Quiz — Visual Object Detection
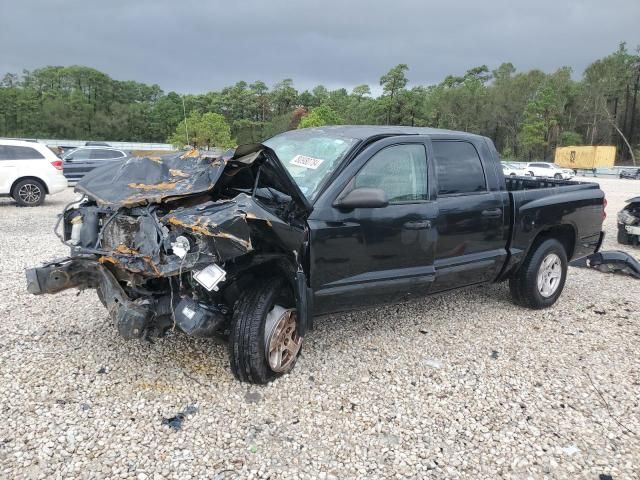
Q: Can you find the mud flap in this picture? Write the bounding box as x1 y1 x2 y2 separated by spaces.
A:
569 250 640 279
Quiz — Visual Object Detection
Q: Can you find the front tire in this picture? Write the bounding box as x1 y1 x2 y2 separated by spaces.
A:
229 277 302 384
509 238 567 309
554 173 562 180
13 179 46 207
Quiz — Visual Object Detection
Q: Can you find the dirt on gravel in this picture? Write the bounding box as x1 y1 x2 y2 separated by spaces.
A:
0 176 638 479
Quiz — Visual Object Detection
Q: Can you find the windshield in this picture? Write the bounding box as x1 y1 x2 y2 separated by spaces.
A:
263 129 359 200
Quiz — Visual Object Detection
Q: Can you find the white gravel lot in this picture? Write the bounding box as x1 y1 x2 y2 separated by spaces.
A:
0 177 639 479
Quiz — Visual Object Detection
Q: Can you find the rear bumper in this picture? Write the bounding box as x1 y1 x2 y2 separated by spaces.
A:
47 174 68 194
26 258 152 339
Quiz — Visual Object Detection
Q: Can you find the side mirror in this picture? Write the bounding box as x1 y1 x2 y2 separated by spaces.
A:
333 187 389 209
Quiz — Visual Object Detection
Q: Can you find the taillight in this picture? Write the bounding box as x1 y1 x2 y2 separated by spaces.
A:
51 160 63 170
603 197 607 220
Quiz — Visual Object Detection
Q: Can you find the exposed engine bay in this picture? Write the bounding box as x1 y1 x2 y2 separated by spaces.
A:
617 196 640 246
26 145 312 341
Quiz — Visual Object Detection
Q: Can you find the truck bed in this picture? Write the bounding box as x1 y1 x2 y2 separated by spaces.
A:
505 176 599 192
498 175 605 280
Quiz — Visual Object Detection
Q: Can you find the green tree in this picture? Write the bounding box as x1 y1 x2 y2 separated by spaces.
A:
168 111 234 149
298 104 342 128
380 64 409 124
520 85 563 159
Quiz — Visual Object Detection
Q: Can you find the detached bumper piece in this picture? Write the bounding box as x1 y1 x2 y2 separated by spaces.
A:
26 258 227 340
570 250 640 279
26 258 153 339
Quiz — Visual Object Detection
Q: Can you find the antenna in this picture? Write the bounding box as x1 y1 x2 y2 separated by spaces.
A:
181 95 190 146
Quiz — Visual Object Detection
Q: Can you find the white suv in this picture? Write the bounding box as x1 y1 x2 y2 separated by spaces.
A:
525 162 575 180
0 139 68 206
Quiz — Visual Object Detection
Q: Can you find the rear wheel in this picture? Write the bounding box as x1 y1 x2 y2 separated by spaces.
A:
617 225 632 245
13 179 46 207
229 277 302 383
509 238 567 309
528 171 535 177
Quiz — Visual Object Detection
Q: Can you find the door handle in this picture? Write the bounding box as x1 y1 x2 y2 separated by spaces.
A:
481 208 502 217
403 220 432 230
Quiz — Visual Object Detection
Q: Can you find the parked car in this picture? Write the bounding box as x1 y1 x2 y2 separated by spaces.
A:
26 126 606 383
0 139 68 206
617 196 640 246
55 145 79 157
525 162 575 179
62 146 128 182
501 162 530 176
619 168 640 180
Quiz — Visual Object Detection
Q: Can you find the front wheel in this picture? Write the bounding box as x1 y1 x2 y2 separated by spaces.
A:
554 173 563 179
509 238 568 309
13 179 46 207
229 277 302 383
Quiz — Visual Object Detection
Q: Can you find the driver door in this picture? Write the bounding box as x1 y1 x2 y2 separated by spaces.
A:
308 138 437 314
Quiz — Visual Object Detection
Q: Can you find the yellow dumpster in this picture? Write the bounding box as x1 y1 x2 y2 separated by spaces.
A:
554 146 616 170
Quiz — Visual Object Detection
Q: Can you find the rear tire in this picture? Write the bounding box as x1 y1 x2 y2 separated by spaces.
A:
12 179 46 207
229 277 302 384
509 238 567 309
617 226 632 245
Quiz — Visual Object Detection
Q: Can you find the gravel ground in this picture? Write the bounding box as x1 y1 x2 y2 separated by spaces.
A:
0 177 639 479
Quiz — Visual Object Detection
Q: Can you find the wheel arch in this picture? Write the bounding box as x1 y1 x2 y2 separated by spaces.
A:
10 176 50 195
531 224 576 259
223 255 297 307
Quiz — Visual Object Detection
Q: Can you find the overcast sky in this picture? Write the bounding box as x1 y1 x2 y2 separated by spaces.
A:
1 0 639 95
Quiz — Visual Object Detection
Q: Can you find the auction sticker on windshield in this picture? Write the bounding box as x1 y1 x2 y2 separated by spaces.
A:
290 154 324 169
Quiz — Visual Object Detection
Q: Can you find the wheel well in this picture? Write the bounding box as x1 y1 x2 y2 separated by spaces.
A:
223 258 295 308
535 225 576 259
10 176 49 195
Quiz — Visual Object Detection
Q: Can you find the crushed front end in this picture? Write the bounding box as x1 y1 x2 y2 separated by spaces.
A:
26 146 310 341
617 196 640 246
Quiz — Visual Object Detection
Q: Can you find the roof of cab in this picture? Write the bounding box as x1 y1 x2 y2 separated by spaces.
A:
292 125 485 141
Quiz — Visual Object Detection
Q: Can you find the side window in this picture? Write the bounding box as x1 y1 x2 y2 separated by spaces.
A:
354 144 428 203
0 146 7 161
90 149 109 159
432 141 486 195
5 146 45 160
107 150 126 159
66 149 90 160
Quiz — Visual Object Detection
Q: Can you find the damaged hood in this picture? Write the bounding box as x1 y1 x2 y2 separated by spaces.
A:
75 149 226 207
74 144 311 212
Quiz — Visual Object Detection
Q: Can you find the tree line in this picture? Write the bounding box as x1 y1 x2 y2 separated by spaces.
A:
1 43 638 163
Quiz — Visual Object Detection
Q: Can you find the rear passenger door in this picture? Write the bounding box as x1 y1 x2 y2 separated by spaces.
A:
430 139 508 291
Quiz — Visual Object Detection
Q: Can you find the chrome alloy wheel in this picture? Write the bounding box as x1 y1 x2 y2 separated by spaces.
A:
264 305 302 372
537 253 562 297
18 183 42 205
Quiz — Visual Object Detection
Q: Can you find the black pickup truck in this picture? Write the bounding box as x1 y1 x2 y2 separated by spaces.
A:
26 126 606 383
